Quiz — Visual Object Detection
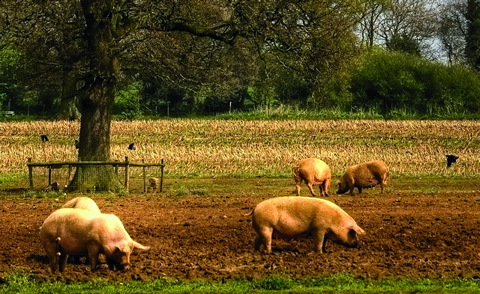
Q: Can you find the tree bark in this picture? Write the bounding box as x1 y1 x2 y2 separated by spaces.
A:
67 0 124 192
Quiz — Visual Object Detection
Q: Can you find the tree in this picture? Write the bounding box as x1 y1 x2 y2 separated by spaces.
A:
0 0 363 191
355 0 438 57
465 0 480 70
438 0 468 65
357 0 390 48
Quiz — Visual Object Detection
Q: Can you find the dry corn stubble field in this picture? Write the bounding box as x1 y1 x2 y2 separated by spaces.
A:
1 120 480 282
1 119 480 178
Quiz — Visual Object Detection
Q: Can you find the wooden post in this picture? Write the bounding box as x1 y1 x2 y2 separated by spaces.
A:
124 157 130 192
142 159 146 193
67 165 72 185
48 166 52 186
28 158 33 189
114 160 119 175
160 159 164 192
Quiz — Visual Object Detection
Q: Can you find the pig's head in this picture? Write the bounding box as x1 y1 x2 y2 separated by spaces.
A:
105 240 149 271
336 176 350 194
330 226 366 248
105 242 132 271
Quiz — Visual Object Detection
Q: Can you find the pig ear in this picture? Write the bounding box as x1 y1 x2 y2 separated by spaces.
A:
132 240 150 251
115 243 130 253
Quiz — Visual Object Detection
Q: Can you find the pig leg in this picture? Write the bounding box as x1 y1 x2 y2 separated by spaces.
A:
87 245 101 271
313 229 327 253
380 174 387 193
349 187 355 196
58 250 68 272
322 178 330 197
43 241 60 273
257 227 274 253
306 182 317 197
295 184 301 196
294 175 302 196
254 236 263 251
318 185 324 197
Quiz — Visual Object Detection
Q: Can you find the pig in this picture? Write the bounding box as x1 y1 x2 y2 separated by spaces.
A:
249 196 365 253
61 197 101 264
39 208 150 273
62 196 101 214
293 158 331 197
337 160 389 196
148 177 160 193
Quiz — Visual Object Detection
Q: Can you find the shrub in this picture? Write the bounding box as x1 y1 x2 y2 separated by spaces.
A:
349 50 480 117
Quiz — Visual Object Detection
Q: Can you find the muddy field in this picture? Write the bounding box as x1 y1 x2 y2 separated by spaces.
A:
1 179 480 283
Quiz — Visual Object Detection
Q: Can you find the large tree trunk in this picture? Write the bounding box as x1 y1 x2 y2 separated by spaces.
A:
67 77 124 192
67 0 124 192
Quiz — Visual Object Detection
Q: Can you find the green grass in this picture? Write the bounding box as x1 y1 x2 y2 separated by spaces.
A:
2 271 480 293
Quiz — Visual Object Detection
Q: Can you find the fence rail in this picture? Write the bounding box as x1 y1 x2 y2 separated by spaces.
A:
27 157 164 193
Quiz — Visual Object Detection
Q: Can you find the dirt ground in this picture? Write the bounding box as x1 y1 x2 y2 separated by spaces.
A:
2 179 480 283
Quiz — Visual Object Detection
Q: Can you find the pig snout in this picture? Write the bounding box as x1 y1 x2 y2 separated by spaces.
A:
108 256 130 271
342 239 359 248
343 228 365 248
337 182 349 194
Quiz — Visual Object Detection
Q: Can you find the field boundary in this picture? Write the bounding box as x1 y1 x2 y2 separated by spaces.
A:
27 157 165 193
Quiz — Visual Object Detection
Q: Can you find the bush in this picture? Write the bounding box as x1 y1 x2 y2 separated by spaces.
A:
113 82 142 119
349 50 480 117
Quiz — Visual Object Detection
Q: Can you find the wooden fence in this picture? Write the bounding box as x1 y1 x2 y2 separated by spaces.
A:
27 157 164 193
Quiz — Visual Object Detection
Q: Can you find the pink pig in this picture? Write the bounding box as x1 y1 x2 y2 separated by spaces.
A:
40 208 149 273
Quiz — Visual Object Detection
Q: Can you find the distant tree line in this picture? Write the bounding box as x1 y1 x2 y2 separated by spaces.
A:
0 0 480 119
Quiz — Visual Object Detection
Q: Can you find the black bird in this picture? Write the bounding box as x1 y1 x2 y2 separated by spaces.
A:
74 139 79 149
128 143 136 150
40 135 49 142
446 155 458 167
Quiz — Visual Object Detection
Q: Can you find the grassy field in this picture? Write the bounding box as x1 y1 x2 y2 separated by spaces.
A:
3 271 480 293
1 119 480 179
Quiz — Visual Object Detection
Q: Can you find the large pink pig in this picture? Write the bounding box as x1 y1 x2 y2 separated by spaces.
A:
249 196 365 253
40 208 149 273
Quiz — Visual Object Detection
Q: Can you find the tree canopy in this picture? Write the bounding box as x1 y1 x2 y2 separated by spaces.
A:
0 0 363 190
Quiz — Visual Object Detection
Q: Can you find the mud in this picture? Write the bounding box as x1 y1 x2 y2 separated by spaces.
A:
1 189 480 282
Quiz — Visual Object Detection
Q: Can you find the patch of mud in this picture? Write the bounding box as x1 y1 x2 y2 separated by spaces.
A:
1 192 480 281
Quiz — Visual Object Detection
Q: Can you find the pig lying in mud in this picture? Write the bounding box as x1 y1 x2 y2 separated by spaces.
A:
248 196 365 253
293 158 331 197
62 196 101 213
337 160 389 196
40 208 150 273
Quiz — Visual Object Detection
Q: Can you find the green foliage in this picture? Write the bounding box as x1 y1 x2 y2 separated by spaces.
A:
24 190 65 199
114 82 142 119
349 50 480 117
274 72 312 106
253 275 295 291
3 271 480 293
387 34 422 56
0 48 24 111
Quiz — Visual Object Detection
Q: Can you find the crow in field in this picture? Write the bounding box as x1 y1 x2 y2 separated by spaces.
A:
41 134 49 142
128 143 136 150
446 155 458 167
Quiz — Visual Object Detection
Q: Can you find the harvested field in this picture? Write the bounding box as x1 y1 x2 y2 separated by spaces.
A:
1 178 480 282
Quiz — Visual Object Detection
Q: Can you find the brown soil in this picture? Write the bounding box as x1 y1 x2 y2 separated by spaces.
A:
1 184 480 282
